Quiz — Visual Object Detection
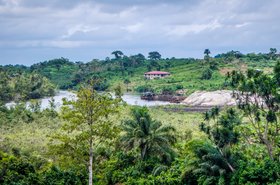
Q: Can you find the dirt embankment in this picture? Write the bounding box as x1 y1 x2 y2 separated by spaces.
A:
182 90 236 107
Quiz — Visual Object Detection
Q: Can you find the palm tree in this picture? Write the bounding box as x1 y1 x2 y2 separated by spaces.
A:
121 107 176 161
193 143 231 184
204 49 211 56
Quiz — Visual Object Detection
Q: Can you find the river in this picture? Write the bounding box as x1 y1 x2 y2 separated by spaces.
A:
6 90 173 109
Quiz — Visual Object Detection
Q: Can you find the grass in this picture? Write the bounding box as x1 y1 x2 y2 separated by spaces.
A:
106 59 276 94
34 58 277 95
107 61 226 93
0 105 204 157
0 115 63 156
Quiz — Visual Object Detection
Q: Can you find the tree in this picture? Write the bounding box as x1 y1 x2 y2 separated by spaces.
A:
204 49 211 56
123 78 131 92
150 60 161 71
269 48 277 60
147 64 152 71
226 64 280 161
148 51 161 60
111 51 125 75
121 107 176 162
136 53 146 62
111 50 124 59
201 68 213 80
204 49 211 63
164 61 171 69
200 108 241 172
183 108 241 184
57 85 121 185
129 53 145 67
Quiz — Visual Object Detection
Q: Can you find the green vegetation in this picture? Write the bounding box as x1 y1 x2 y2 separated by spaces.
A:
1 50 280 184
121 107 176 161
0 70 55 102
1 49 278 95
30 58 78 89
52 86 121 185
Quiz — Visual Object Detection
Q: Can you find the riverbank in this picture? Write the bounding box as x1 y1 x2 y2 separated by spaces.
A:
5 91 175 110
5 90 238 112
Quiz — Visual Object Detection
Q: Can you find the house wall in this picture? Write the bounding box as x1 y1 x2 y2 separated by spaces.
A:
144 74 170 79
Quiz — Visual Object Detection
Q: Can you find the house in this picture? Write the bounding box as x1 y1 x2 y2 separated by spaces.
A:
144 71 170 79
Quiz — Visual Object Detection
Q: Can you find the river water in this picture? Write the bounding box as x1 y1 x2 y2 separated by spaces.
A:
6 90 172 109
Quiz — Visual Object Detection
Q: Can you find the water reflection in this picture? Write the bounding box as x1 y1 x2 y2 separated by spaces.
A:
6 91 172 109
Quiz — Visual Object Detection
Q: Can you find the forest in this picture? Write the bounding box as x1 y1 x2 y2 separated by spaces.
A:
1 49 280 185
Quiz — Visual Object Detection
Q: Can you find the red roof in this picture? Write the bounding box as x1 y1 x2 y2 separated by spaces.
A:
145 71 170 75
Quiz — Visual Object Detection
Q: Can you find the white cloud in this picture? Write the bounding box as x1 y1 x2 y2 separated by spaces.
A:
1 0 280 65
0 40 92 48
121 23 143 33
234 22 250 28
167 20 222 36
61 25 100 39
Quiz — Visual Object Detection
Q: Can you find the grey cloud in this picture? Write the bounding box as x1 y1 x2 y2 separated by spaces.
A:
0 0 280 65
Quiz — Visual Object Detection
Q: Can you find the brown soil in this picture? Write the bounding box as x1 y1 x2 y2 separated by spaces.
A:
219 64 248 76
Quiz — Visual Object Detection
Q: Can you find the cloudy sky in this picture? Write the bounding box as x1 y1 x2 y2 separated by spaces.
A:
0 0 279 65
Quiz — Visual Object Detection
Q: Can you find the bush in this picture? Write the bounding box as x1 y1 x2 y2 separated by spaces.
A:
135 85 154 93
0 151 86 185
175 84 184 90
161 86 175 95
209 61 219 70
231 158 280 185
201 68 213 80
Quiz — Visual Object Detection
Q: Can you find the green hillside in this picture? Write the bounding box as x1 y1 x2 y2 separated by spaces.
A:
26 51 278 95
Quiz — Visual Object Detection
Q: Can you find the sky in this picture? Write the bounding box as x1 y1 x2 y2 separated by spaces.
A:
0 0 280 65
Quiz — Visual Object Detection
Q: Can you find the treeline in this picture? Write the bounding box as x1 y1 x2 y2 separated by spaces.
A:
21 53 197 91
1 48 279 96
215 48 279 62
0 70 55 103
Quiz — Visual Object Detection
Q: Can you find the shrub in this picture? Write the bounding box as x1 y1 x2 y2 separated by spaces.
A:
201 68 213 80
135 85 154 93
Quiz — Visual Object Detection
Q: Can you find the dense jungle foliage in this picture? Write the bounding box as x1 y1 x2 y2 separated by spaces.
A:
0 70 55 102
1 49 280 184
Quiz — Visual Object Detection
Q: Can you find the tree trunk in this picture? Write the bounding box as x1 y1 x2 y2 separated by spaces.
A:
262 138 274 161
225 160 235 172
89 138 93 185
218 148 235 172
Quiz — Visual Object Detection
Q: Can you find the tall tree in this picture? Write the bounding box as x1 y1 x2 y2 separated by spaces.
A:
269 48 277 60
204 49 211 56
111 51 125 75
148 51 161 60
57 85 121 185
111 50 124 59
204 49 211 63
